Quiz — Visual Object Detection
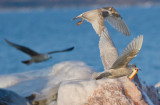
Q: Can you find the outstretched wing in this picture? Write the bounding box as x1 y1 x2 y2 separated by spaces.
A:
99 28 119 70
48 46 74 54
102 7 130 36
111 35 143 69
5 39 39 56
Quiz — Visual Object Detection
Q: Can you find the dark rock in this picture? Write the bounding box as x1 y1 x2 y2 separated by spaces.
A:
0 88 30 105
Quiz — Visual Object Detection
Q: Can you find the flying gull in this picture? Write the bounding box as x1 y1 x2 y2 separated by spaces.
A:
73 7 130 70
5 39 74 65
73 7 130 37
95 35 143 79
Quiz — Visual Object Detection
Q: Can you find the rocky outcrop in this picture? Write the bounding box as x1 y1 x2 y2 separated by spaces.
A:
85 76 159 105
0 88 30 105
57 75 159 105
0 61 159 105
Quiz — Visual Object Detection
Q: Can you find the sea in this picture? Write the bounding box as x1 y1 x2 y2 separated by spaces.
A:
0 6 160 85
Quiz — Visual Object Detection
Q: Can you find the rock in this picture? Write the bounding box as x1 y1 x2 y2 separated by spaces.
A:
86 76 159 105
0 61 159 105
0 88 30 105
155 82 160 102
137 78 159 105
57 76 159 105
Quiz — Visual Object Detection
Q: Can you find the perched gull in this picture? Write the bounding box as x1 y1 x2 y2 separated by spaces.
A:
5 39 74 65
73 7 130 69
95 35 143 80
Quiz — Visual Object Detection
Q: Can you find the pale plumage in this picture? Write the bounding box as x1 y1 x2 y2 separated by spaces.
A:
73 7 130 70
73 7 130 37
111 35 143 69
5 39 74 65
95 35 143 80
99 28 119 69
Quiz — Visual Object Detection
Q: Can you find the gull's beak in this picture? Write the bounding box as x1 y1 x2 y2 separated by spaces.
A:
72 14 83 20
72 14 84 26
72 16 79 20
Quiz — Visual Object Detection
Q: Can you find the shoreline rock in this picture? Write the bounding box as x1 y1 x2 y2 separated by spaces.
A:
58 76 159 105
0 61 159 105
0 88 30 105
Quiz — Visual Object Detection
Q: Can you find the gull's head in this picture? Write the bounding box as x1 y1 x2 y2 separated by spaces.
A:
72 9 99 25
128 64 141 79
44 54 52 59
100 7 121 18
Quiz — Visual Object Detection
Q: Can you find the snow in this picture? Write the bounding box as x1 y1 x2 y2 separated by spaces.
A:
0 61 94 99
57 79 107 105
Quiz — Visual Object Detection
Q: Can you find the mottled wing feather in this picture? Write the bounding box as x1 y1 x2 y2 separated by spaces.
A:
103 12 130 36
111 35 143 69
99 28 119 70
48 46 74 54
5 39 39 56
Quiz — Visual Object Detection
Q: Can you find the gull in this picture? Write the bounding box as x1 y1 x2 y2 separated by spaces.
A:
73 7 130 69
5 39 74 65
73 7 130 37
95 35 143 80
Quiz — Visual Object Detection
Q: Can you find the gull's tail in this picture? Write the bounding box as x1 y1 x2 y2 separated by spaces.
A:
95 72 111 80
21 60 32 65
92 71 111 80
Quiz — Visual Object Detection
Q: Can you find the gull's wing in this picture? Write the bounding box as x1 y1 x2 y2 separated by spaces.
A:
111 35 143 69
5 39 39 56
99 28 119 70
102 7 130 36
48 46 74 54
95 71 111 80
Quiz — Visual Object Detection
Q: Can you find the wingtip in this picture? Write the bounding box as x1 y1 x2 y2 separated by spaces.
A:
132 35 143 50
125 32 131 36
4 38 11 45
4 38 8 42
137 35 143 41
139 35 143 39
122 25 131 36
70 46 75 50
65 46 75 51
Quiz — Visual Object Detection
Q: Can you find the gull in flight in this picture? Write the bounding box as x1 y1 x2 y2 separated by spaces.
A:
5 39 74 65
73 7 130 70
95 35 143 80
73 7 130 37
